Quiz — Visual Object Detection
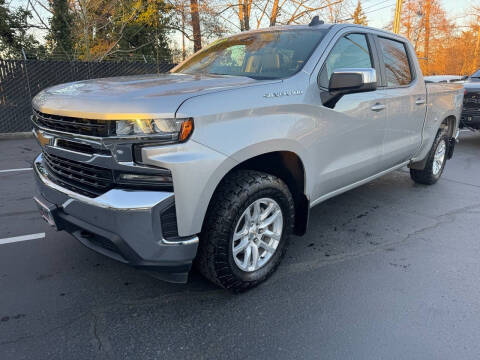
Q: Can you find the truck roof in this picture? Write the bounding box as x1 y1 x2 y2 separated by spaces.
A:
237 22 409 44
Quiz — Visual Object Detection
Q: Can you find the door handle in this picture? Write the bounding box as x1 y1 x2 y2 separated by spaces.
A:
371 103 386 112
415 98 426 105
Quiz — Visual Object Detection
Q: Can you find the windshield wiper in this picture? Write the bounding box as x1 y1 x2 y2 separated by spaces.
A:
208 72 268 80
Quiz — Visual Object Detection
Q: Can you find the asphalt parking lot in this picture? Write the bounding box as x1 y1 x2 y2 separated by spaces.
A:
1 132 480 359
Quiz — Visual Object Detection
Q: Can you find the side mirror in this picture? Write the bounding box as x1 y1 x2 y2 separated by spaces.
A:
322 68 377 108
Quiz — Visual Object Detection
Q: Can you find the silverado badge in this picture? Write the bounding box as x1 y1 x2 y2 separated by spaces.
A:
263 90 304 98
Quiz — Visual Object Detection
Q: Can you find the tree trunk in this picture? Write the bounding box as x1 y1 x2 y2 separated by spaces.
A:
79 0 90 60
181 2 186 60
190 0 202 52
238 0 251 31
474 19 480 71
244 14 250 30
245 0 251 30
270 0 279 26
405 5 411 40
238 0 244 30
424 0 431 74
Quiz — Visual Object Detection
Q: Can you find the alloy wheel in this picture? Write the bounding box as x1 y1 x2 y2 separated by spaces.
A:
232 198 283 272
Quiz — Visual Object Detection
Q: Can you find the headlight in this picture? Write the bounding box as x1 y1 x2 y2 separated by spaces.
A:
115 118 194 142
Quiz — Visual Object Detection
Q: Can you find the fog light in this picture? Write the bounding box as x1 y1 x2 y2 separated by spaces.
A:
117 173 172 185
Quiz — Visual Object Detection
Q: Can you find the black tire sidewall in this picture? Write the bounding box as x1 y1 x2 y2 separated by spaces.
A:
428 131 448 181
410 128 449 185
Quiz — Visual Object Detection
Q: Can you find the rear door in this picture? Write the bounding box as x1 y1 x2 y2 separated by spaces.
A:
374 36 426 167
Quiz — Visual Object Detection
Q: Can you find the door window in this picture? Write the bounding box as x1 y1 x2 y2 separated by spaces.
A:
378 37 412 87
319 33 373 88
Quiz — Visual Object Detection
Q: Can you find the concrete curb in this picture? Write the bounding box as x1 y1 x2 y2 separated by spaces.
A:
0 132 33 140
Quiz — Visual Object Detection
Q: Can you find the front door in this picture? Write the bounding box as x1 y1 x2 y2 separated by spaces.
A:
310 32 387 201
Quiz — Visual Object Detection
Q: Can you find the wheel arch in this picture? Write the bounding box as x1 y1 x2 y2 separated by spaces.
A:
409 114 456 170
204 150 310 236
441 115 456 137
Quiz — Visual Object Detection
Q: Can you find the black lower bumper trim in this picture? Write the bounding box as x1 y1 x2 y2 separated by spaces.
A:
59 211 193 273
37 196 193 282
460 115 480 129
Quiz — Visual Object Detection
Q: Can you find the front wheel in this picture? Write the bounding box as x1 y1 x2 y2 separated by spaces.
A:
196 170 295 292
410 129 448 185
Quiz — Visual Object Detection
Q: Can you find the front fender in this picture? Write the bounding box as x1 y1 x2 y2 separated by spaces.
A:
142 138 309 237
177 83 317 197
142 140 238 237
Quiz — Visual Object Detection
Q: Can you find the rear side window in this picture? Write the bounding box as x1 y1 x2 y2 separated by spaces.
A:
319 33 372 88
378 37 412 87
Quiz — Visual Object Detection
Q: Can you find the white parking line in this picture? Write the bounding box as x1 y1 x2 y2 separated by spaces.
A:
0 168 33 173
0 233 45 245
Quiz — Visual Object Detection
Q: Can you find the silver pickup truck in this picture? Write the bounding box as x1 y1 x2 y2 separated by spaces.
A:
32 23 463 291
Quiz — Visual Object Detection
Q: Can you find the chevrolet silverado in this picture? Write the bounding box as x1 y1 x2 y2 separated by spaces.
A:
32 22 464 291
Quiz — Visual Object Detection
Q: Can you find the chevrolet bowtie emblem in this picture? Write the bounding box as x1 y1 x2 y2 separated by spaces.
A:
34 129 53 148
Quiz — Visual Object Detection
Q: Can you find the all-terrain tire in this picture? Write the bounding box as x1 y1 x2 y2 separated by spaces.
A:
410 128 449 185
196 170 295 292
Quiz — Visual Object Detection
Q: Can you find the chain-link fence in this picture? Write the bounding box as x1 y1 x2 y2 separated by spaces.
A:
0 59 175 134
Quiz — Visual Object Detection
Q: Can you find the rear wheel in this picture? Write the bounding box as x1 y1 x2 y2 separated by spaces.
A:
410 129 448 185
196 170 294 292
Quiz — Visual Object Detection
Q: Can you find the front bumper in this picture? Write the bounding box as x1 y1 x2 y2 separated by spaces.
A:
33 153 199 283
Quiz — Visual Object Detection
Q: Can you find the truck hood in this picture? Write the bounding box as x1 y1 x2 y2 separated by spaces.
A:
464 80 480 92
32 73 273 120
463 80 480 110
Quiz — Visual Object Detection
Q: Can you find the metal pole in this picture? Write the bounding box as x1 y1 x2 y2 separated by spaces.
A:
21 48 32 101
393 0 403 34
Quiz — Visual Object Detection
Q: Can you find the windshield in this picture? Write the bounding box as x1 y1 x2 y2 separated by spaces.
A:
172 29 328 80
470 70 480 79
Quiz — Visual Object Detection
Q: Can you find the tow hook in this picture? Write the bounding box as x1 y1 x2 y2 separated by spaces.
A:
446 137 456 159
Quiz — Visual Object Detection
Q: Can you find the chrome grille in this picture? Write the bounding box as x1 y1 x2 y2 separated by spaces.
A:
463 92 480 111
42 151 114 197
33 109 115 137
